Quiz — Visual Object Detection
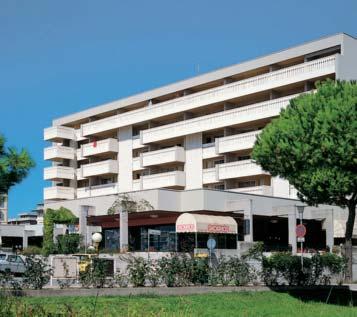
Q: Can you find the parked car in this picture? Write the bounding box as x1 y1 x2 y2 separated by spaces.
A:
0 254 27 275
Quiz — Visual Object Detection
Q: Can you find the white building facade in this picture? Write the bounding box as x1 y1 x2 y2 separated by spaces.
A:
43 34 357 253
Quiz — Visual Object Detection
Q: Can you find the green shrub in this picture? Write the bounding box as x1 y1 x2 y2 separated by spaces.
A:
79 259 108 288
23 256 52 290
21 246 43 256
56 234 81 254
127 257 148 287
261 252 346 286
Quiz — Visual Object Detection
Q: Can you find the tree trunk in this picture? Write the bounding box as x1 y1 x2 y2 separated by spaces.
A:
344 202 356 283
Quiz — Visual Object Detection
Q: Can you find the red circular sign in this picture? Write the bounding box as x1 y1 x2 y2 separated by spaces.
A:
296 224 307 238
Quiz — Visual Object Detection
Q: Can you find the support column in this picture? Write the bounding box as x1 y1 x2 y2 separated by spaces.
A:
184 133 203 189
244 200 254 242
288 211 297 254
22 231 29 249
118 126 133 193
119 207 128 253
79 205 90 247
324 210 334 252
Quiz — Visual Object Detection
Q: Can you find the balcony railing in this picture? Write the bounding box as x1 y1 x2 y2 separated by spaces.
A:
229 185 272 195
81 55 336 136
218 159 269 180
77 183 119 198
75 129 87 142
202 168 218 184
141 171 185 190
76 149 86 161
202 143 218 159
142 146 185 167
76 168 85 180
132 157 144 171
44 166 75 181
132 135 146 149
81 138 118 157
216 130 261 154
44 146 75 161
44 126 75 142
132 179 141 191
44 186 75 200
82 159 118 177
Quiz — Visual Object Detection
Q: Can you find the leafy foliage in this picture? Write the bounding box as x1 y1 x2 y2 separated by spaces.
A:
23 256 52 290
0 134 35 194
126 256 149 287
252 80 356 209
79 259 108 288
107 193 153 214
43 207 77 255
56 233 81 254
261 252 346 286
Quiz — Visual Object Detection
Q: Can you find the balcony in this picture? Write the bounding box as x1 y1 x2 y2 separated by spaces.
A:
44 166 75 181
132 157 144 171
44 186 75 200
142 171 185 190
216 130 261 154
44 126 75 142
218 159 269 180
203 168 218 184
132 135 146 149
229 185 272 195
81 138 118 157
142 146 185 167
141 94 297 144
76 149 86 161
132 179 141 191
82 159 118 177
75 129 87 142
76 168 85 180
77 183 119 198
82 55 336 136
44 146 75 161
202 143 218 159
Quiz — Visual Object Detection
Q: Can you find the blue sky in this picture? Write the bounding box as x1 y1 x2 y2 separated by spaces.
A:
1 0 356 218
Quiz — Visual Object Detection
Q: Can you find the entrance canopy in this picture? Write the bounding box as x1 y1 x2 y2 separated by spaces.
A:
176 213 237 234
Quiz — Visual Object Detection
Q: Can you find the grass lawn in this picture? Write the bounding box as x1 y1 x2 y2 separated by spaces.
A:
8 291 356 317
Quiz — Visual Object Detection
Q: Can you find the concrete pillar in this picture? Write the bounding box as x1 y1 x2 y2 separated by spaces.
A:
323 210 334 252
244 200 254 242
184 133 203 189
120 207 128 253
288 211 297 254
22 231 29 249
79 205 90 247
118 126 133 193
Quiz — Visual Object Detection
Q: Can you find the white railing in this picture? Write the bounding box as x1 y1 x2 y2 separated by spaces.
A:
132 135 146 149
44 186 75 200
230 185 272 195
202 168 218 184
75 129 87 142
44 126 75 141
76 149 86 161
82 55 336 136
77 183 119 198
142 146 185 167
81 138 118 157
141 94 298 143
44 146 75 161
82 159 118 177
218 159 269 180
142 171 185 190
76 168 85 180
43 166 75 180
216 130 261 154
202 143 218 159
132 179 141 191
132 157 143 171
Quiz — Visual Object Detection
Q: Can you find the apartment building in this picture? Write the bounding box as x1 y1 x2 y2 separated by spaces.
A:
43 33 357 253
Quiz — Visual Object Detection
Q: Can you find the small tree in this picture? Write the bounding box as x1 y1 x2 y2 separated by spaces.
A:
0 134 35 200
43 207 77 255
252 80 357 281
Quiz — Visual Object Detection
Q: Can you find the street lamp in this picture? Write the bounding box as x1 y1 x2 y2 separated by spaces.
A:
92 232 102 254
296 205 305 269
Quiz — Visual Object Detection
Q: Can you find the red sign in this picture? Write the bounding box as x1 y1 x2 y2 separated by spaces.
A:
208 224 231 233
177 224 195 231
296 224 307 238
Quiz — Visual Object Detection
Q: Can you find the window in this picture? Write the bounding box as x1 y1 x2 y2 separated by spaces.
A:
238 180 256 188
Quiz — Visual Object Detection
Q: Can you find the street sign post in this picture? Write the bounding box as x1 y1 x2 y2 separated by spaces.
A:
296 223 307 269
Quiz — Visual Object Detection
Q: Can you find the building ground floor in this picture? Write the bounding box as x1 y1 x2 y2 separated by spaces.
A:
44 188 356 255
